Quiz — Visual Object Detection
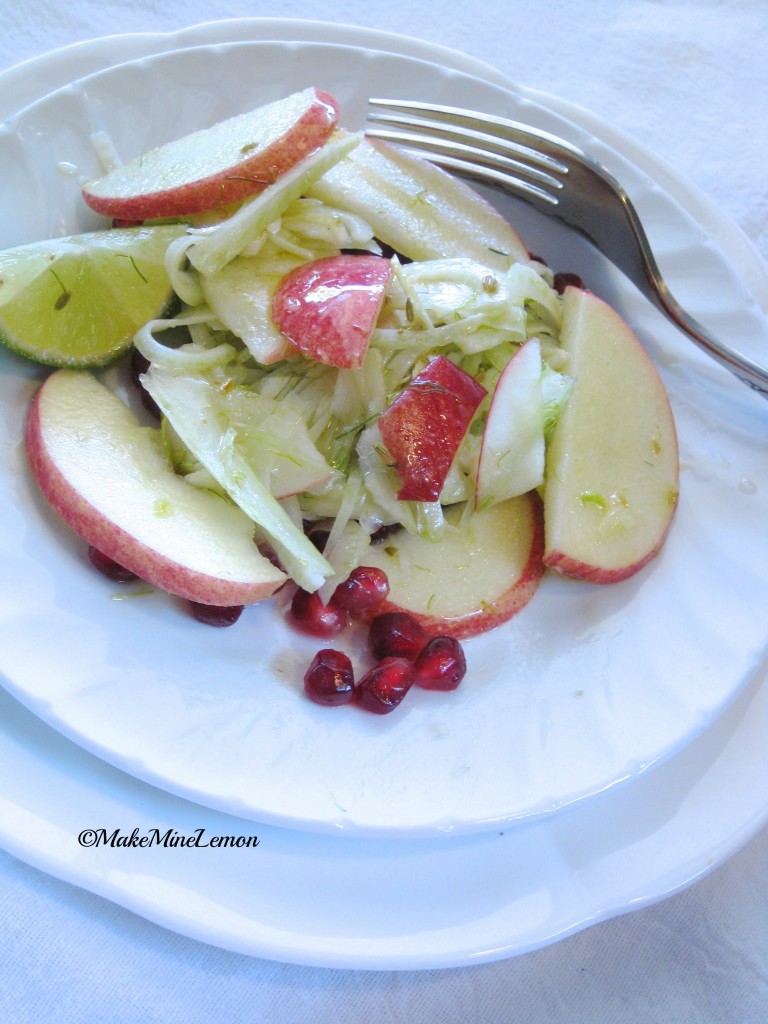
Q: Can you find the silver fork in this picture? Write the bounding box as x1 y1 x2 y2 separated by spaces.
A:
367 98 768 398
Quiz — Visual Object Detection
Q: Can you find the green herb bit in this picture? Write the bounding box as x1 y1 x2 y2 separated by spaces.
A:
335 412 379 440
579 491 606 510
116 253 149 283
48 267 71 310
153 498 173 517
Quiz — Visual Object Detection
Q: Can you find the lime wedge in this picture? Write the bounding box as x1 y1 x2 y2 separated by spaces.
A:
0 225 185 368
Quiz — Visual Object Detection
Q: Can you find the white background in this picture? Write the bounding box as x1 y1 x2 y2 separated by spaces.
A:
1 1 767 1021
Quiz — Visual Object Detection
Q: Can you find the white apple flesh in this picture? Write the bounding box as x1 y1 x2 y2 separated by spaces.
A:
82 87 339 220
475 337 545 508
359 493 544 639
543 286 679 583
25 369 287 605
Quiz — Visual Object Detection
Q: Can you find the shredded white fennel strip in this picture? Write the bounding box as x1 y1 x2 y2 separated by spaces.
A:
371 313 510 353
389 255 434 330
187 132 362 277
324 470 363 553
164 234 206 307
134 312 236 371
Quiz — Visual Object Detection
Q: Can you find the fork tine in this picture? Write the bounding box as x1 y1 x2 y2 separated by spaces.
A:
366 123 565 192
367 110 569 177
364 129 560 206
367 98 580 208
368 98 583 166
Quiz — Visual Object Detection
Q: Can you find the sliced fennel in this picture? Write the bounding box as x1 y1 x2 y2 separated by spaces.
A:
141 367 333 592
542 361 574 441
199 193 379 365
317 503 372 604
134 311 237 371
372 257 561 359
120 128 576 597
186 132 362 277
275 197 379 254
200 246 306 365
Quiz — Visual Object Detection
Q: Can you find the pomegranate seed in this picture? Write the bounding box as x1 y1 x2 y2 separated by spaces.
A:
288 588 349 638
129 347 161 419
189 602 244 627
87 545 138 584
355 657 414 714
304 649 355 706
553 271 584 295
413 635 467 691
368 611 427 661
332 566 389 614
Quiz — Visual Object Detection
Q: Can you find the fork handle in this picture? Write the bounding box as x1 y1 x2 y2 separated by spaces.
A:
579 171 768 399
642 272 768 398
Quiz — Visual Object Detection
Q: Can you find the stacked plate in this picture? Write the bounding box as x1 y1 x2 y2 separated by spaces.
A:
0 19 767 969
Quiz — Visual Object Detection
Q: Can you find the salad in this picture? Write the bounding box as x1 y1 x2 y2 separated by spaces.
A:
10 87 680 714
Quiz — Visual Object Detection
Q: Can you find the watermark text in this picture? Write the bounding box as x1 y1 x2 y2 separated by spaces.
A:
78 827 260 849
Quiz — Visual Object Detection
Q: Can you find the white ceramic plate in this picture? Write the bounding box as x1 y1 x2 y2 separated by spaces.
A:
0 17 515 116
1 633 766 969
3 17 765 310
0 40 767 837
0 20 767 969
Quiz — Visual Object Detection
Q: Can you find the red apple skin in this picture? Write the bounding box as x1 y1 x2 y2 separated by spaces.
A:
358 493 545 640
543 533 670 585
82 88 339 220
378 355 486 502
25 372 286 606
271 254 392 368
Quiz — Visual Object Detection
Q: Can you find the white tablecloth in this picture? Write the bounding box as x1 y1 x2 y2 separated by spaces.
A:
1 2 767 1020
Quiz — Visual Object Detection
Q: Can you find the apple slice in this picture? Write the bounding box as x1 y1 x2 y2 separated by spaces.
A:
82 87 339 220
359 494 544 639
476 337 545 508
25 369 287 605
271 254 392 368
543 286 679 583
378 355 486 503
308 138 530 269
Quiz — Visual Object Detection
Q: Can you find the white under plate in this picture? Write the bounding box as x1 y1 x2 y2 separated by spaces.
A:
0 17 516 117
0 631 766 969
0 19 767 970
0 37 767 837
